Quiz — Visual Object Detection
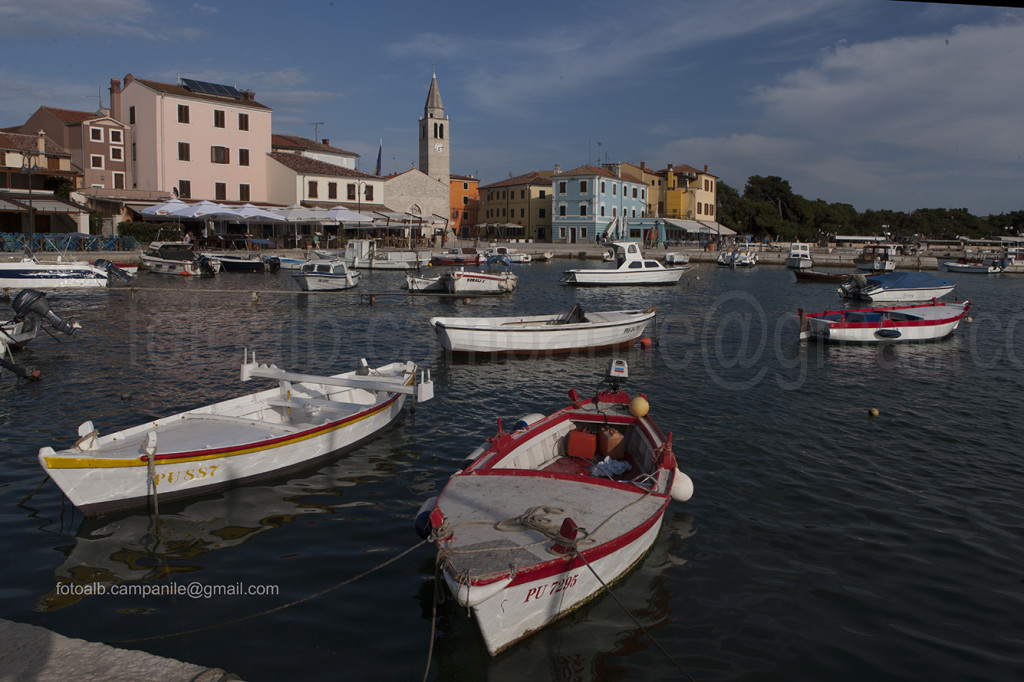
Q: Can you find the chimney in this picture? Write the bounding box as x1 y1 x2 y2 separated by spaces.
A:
640 161 646 170
321 139 329 146
36 130 46 154
124 73 134 85
704 164 709 173
109 78 122 122
554 163 561 174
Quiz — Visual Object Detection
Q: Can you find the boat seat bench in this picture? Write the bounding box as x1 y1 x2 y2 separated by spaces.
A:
267 396 373 415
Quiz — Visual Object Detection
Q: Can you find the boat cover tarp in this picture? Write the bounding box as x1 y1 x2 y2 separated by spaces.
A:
865 272 952 289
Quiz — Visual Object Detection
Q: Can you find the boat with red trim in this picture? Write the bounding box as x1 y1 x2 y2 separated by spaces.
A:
430 247 483 266
415 359 693 655
798 300 970 343
38 350 433 514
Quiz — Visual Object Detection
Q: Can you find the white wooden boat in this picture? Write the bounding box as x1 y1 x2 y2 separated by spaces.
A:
38 350 434 514
717 247 758 267
799 300 970 343
0 251 129 289
447 268 518 294
786 243 813 269
664 252 690 265
560 242 688 285
415 359 693 655
141 242 222 276
853 243 897 272
430 304 656 354
406 268 518 294
484 246 532 263
839 272 956 302
277 256 309 270
293 259 360 291
943 257 1005 274
533 252 556 262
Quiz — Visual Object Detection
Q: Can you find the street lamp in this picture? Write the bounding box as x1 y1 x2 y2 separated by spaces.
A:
21 154 39 250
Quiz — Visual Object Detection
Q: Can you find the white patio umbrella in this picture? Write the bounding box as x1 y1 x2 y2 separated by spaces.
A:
139 198 188 217
169 200 227 220
322 206 373 223
209 204 285 222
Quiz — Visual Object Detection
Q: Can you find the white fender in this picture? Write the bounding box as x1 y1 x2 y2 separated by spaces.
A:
671 469 694 502
514 413 546 431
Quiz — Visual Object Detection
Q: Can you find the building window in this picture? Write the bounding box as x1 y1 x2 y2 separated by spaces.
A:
238 113 249 131
214 110 225 128
364 185 374 201
580 204 587 217
178 180 191 198
328 182 337 199
632 188 638 199
539 208 546 218
581 228 588 239
697 203 702 215
539 190 546 199
239 148 249 166
177 104 189 123
211 146 230 164
520 190 525 199
600 205 605 217
559 181 566 194
601 181 605 193
239 184 250 201
110 129 122 144
90 127 103 142
580 180 588 193
113 172 125 189
178 142 190 161
462 196 468 205
463 182 468 190
90 154 104 169
215 182 226 200
559 205 566 216
347 184 356 200
110 147 123 161
560 227 566 239
520 208 525 218
613 184 617 195
308 180 318 198
129 106 136 124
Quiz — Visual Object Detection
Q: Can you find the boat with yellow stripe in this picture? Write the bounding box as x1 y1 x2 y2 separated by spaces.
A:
38 350 434 514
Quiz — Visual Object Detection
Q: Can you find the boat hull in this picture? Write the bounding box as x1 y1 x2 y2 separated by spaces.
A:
800 301 970 343
560 268 686 286
430 309 655 354
0 262 109 289
293 272 360 290
446 271 518 294
943 260 1003 274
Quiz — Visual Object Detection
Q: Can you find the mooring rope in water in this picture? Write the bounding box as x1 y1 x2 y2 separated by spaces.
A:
575 550 696 681
107 539 427 645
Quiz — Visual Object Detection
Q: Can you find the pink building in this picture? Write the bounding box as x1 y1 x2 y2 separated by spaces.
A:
110 74 272 202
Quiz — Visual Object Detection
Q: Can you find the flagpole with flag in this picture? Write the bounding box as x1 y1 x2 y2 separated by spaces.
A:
374 139 382 176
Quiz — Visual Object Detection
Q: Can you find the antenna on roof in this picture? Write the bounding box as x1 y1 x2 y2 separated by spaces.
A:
309 122 324 140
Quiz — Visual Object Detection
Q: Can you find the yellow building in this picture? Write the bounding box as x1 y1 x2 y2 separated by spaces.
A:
478 171 553 242
658 163 718 221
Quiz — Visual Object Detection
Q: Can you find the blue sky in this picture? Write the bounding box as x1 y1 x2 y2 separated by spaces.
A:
2 1 1023 216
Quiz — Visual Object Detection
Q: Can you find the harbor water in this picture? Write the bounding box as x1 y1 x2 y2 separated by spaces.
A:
1 260 1022 681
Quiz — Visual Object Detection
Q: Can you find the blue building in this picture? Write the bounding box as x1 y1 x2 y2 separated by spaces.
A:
551 165 648 244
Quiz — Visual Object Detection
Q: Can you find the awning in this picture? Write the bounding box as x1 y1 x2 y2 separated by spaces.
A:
0 195 88 215
663 219 736 236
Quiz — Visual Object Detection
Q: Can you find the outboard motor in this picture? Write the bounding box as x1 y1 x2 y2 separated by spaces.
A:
196 254 218 276
94 258 134 284
11 289 79 337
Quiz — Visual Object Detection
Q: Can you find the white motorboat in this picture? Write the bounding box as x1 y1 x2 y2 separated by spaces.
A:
346 239 430 270
799 300 970 343
943 257 1005 274
415 359 693 656
717 247 758 267
484 246 532 263
839 272 956 302
38 350 434 514
853 243 897 272
560 242 689 286
405 273 447 293
664 252 690 265
430 247 483 266
429 304 656 354
0 250 131 289
293 259 360 291
141 242 222 276
786 243 813 269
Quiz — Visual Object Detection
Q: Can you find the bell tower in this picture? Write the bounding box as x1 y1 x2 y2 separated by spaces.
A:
419 70 450 184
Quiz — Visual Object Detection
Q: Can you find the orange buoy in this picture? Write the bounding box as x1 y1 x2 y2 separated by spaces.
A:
637 336 652 349
629 396 649 418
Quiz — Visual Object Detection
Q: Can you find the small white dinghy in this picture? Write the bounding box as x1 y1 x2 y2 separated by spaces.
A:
415 359 693 655
430 304 656 355
293 259 360 291
798 300 970 343
38 350 434 514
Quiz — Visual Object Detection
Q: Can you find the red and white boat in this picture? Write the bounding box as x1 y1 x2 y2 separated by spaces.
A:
415 360 693 655
430 247 483 266
798 300 970 343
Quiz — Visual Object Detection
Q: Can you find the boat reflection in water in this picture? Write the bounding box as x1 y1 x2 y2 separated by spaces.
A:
36 437 402 612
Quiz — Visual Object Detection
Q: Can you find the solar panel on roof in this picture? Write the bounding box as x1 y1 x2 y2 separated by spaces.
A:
181 78 243 99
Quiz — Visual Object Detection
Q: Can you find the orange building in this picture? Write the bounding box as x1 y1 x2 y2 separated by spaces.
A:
449 173 479 238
